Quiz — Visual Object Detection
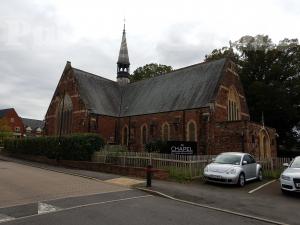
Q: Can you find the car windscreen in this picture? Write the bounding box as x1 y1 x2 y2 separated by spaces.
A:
214 154 241 165
290 158 300 168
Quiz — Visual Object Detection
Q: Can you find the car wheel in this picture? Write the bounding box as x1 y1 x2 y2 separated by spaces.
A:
257 169 263 181
237 173 245 187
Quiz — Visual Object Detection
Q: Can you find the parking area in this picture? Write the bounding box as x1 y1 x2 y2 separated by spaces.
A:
148 178 299 225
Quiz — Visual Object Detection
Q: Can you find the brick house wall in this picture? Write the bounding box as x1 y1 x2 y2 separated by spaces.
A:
1 108 25 137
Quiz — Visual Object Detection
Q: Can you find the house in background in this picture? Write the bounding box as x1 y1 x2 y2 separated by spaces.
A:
22 118 44 137
0 108 25 138
0 108 44 138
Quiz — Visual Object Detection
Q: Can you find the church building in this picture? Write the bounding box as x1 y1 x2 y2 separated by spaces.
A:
44 26 277 158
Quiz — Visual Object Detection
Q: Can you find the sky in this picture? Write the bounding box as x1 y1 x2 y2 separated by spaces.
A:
0 0 299 120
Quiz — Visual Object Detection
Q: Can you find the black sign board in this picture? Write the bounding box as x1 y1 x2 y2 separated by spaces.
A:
167 141 197 155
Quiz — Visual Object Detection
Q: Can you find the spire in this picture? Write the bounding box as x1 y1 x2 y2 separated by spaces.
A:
117 19 130 85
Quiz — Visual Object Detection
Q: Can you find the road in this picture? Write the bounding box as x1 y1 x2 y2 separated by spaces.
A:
0 159 273 225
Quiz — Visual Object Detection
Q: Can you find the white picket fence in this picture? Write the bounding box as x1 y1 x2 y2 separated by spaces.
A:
92 151 291 179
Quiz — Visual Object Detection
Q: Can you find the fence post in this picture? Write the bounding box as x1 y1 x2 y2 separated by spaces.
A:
189 158 192 178
123 154 126 167
149 153 152 166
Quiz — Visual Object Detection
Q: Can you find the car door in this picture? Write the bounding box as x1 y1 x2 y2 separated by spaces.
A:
242 155 256 179
247 154 257 178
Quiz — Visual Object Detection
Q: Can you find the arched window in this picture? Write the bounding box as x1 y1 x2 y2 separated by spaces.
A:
122 125 129 146
141 124 148 145
56 94 73 135
187 120 197 142
227 87 241 121
259 129 271 159
161 122 170 141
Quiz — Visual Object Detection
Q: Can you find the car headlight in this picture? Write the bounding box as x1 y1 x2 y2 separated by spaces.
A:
204 166 209 172
226 168 236 174
281 174 291 181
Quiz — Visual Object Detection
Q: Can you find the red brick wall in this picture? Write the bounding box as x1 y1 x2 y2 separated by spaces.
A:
213 121 277 158
116 108 210 154
45 67 89 135
214 61 250 122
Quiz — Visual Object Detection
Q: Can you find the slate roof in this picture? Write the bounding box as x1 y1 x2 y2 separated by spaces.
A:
71 58 227 117
73 69 121 116
22 118 44 130
0 108 13 118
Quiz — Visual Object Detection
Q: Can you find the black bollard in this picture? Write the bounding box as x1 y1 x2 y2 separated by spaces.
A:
146 165 153 187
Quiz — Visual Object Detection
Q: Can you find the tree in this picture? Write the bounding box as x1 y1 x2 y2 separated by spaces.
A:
205 35 300 149
129 63 173 82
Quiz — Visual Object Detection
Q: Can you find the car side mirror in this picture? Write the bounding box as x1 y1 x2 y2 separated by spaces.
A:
242 160 248 165
283 163 289 168
211 158 215 162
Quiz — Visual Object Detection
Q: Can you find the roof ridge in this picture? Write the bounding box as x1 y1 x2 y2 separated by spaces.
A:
128 58 227 86
72 67 116 84
0 108 14 111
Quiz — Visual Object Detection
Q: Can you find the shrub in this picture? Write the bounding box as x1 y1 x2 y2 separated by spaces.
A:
3 134 104 161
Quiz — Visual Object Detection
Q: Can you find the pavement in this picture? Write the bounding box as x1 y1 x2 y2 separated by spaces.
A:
0 155 299 225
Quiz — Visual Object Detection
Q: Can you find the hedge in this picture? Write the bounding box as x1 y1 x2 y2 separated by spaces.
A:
3 134 105 161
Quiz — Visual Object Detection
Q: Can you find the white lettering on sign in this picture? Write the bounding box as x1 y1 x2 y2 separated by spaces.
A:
171 144 193 155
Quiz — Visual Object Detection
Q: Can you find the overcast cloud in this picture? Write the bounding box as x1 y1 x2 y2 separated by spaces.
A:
0 0 299 119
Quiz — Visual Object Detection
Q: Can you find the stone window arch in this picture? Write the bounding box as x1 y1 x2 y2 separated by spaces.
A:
227 86 241 121
259 129 271 159
186 120 197 142
161 122 170 141
56 94 73 135
122 125 129 146
141 124 148 145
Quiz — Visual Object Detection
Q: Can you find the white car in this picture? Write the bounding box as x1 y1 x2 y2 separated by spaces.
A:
204 152 263 187
280 156 300 193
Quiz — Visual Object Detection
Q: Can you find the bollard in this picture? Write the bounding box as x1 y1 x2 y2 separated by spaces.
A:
146 165 153 187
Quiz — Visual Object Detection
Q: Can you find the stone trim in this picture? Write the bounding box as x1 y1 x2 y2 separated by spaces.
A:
241 112 250 117
220 85 229 91
73 110 86 114
215 103 227 109
227 68 239 77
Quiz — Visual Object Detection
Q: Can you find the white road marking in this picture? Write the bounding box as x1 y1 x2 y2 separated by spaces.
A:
137 187 289 225
0 214 15 223
248 179 277 194
38 202 61 214
0 195 152 223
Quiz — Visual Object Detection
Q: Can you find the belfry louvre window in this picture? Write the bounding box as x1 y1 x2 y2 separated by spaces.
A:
57 94 73 135
227 87 241 121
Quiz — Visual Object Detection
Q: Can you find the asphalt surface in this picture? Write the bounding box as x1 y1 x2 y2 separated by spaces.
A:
0 190 271 225
141 179 300 225
0 156 299 225
0 159 128 208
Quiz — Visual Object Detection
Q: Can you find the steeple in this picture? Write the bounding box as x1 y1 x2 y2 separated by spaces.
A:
117 21 130 85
